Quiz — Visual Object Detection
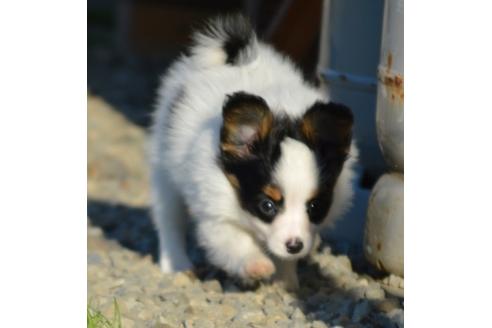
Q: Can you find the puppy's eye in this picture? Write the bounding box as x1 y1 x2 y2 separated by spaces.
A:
258 199 277 217
306 199 319 215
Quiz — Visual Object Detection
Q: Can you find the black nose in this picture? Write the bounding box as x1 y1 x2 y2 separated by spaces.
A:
285 238 303 254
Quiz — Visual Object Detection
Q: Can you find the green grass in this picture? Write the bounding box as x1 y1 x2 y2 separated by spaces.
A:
87 299 122 328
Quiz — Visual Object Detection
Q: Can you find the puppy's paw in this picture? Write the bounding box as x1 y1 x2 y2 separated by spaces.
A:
241 257 276 281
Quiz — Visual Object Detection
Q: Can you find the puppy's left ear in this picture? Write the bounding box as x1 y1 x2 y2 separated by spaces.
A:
220 92 273 159
300 101 353 157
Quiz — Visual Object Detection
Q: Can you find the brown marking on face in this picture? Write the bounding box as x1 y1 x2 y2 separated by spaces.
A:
226 173 240 189
220 143 250 158
309 188 320 200
300 118 316 144
263 185 283 202
258 111 273 139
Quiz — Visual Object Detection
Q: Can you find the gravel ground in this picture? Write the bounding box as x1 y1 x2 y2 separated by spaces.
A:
87 93 403 328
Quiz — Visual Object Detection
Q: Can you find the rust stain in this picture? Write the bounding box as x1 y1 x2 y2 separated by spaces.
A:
381 73 404 103
386 52 393 72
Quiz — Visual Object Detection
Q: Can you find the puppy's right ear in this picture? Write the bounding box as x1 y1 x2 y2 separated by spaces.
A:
220 92 273 158
300 101 353 158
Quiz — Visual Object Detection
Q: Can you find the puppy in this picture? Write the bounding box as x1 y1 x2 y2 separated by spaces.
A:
150 15 357 290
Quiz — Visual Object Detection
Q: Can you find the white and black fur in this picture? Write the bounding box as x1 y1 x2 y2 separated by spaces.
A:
150 15 357 290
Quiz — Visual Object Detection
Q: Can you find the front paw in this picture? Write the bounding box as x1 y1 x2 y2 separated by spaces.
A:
241 257 276 281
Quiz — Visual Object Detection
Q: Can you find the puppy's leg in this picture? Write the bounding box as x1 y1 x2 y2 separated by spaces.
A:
196 222 275 282
273 259 299 291
151 167 192 273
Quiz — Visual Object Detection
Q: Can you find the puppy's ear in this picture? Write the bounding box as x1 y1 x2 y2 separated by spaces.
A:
220 92 273 158
300 101 353 157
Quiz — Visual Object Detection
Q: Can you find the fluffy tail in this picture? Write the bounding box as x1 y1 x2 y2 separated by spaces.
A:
190 14 259 68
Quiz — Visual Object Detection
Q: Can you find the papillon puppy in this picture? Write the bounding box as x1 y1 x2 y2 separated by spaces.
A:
150 15 357 290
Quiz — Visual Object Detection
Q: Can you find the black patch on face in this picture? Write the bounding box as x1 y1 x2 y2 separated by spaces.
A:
219 92 353 225
219 92 286 223
299 101 353 224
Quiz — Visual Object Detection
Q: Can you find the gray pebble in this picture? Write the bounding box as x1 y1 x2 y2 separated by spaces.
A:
365 285 385 300
311 320 328 328
233 307 266 324
387 309 404 328
290 308 306 321
192 318 215 328
202 280 222 293
351 300 371 322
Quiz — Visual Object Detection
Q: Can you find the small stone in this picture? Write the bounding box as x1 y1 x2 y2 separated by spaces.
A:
111 278 125 288
88 253 102 265
183 319 194 328
311 320 328 328
375 298 401 313
336 255 353 271
215 304 237 321
288 319 306 327
263 292 283 307
272 319 291 328
193 318 215 328
365 285 385 300
205 292 223 304
154 323 173 328
202 280 222 293
281 292 295 304
348 286 367 300
265 313 289 325
290 308 305 321
120 317 135 328
351 300 371 322
137 308 153 321
387 309 404 328
173 272 193 287
388 274 403 288
233 308 266 324
158 315 180 327
338 299 353 317
159 291 189 307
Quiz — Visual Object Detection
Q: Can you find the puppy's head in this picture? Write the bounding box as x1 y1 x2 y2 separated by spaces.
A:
219 92 353 260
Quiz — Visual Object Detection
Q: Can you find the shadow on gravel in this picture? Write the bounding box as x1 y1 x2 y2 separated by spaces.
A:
88 200 158 260
87 200 209 267
88 200 402 326
294 258 402 327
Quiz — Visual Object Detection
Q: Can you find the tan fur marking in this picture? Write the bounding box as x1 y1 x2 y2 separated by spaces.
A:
263 185 283 202
309 188 320 200
300 118 316 142
258 111 273 139
226 174 240 189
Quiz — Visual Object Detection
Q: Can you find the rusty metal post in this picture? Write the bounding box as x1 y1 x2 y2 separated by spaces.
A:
364 0 404 282
376 0 404 171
